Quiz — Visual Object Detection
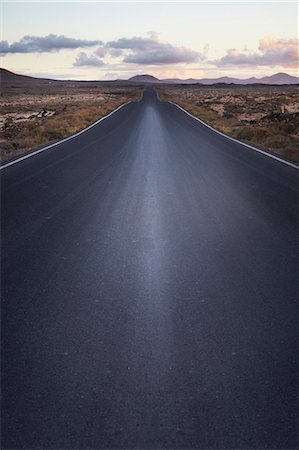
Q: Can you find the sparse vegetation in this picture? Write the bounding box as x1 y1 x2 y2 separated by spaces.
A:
157 85 299 163
1 79 142 163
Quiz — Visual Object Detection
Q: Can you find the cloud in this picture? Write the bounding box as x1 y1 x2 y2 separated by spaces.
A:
124 46 198 65
0 34 102 54
94 46 108 58
106 32 199 65
214 37 298 68
74 52 104 67
203 43 210 54
0 32 203 67
109 48 123 58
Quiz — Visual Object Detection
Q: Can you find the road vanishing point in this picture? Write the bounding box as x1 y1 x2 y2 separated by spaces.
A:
1 90 298 449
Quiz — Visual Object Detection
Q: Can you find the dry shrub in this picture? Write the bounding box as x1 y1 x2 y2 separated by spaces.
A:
1 87 142 162
157 86 299 163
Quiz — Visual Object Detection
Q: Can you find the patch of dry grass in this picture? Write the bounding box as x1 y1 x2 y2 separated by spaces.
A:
1 86 142 163
157 85 299 163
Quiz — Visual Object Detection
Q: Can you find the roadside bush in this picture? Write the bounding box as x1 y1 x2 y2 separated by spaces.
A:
41 130 65 140
157 86 298 163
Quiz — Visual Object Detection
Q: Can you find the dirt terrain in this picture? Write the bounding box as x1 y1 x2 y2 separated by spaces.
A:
0 69 142 163
157 84 299 163
1 69 298 164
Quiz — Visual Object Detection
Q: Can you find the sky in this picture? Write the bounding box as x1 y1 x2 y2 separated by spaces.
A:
1 1 298 80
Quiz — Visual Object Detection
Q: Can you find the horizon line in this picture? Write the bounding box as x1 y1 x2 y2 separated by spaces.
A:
2 67 299 83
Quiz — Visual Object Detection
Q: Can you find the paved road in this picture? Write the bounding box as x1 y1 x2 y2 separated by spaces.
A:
1 90 298 449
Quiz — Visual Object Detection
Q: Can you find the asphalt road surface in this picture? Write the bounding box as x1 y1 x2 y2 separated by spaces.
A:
1 90 298 449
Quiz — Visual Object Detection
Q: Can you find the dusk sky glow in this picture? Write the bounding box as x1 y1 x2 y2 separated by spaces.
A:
2 1 298 80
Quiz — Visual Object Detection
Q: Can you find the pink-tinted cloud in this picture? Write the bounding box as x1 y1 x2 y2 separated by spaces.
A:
94 46 108 58
214 37 298 68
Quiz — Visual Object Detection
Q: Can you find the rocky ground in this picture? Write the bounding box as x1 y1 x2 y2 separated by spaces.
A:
1 84 142 163
157 85 299 163
1 79 298 164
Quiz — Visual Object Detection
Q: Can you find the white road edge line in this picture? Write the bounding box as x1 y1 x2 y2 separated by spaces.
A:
170 102 298 170
0 101 132 170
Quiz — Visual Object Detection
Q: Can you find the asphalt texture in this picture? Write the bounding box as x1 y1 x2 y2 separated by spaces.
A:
1 90 298 449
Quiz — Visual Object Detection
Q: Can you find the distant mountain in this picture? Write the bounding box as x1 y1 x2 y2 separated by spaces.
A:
195 73 299 85
0 68 65 89
197 76 246 85
128 72 299 85
1 67 32 80
1 68 298 87
0 68 120 91
258 72 299 85
128 74 160 83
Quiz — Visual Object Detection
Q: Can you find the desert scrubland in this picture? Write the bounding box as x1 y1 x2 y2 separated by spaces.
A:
1 68 298 165
0 72 142 163
157 84 299 163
